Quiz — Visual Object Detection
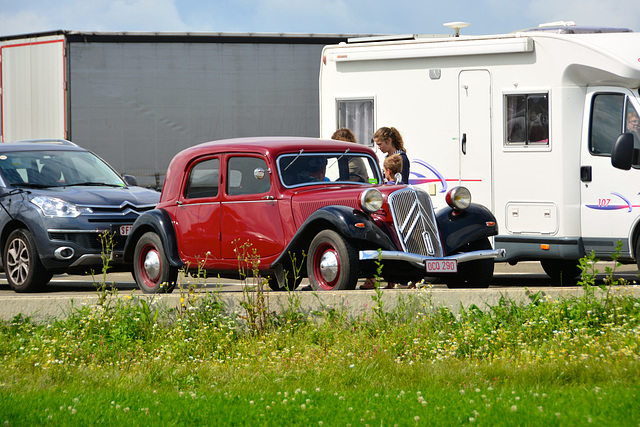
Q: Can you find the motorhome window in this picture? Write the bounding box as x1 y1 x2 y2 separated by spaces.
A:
505 94 549 145
590 94 624 156
625 103 640 154
336 99 374 146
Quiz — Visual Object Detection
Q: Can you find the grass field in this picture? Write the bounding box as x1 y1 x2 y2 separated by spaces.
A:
1 251 639 425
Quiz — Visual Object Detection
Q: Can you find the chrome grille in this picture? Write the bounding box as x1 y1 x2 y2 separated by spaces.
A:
388 187 443 257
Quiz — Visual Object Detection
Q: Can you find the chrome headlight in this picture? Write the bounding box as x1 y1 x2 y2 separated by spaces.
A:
360 188 383 213
31 196 93 218
445 186 471 211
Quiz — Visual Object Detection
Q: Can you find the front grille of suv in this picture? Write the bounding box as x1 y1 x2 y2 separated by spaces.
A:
388 187 443 257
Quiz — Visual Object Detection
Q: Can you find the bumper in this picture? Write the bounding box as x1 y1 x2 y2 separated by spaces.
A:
359 248 507 269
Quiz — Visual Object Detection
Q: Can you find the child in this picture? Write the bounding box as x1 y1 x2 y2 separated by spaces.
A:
383 154 403 184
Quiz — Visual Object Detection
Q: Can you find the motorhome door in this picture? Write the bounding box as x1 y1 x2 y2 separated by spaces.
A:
458 70 493 210
581 88 640 259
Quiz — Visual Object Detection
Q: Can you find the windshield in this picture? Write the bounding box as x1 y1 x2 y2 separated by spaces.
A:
0 150 126 188
278 152 381 187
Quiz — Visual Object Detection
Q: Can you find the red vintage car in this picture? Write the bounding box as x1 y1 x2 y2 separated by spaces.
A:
124 137 504 292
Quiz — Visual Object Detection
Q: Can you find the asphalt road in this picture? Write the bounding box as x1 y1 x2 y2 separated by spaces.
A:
0 261 637 295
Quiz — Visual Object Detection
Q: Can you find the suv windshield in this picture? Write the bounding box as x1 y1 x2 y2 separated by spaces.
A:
0 150 126 188
278 152 381 187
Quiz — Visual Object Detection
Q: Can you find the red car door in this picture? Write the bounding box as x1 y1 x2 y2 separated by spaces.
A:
220 154 285 262
171 156 222 266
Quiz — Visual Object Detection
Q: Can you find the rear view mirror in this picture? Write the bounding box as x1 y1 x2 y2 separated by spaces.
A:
611 133 633 170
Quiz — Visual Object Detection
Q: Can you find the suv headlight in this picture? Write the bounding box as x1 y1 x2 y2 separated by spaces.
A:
360 188 383 213
31 196 93 218
445 186 471 211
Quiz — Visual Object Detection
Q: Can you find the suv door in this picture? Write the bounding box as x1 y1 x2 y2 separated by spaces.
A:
220 154 285 260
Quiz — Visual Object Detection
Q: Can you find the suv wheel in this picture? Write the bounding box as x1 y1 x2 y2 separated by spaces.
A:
307 230 358 291
4 229 52 292
133 232 178 293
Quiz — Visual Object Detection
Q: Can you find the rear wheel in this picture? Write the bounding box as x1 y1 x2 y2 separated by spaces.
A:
307 230 359 291
133 232 178 293
540 259 581 283
447 238 494 289
4 229 52 292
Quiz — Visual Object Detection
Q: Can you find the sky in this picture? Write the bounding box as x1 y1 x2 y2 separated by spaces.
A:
2 0 640 38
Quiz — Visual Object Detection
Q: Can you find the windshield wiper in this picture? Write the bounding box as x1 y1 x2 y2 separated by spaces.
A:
64 182 123 187
11 182 53 189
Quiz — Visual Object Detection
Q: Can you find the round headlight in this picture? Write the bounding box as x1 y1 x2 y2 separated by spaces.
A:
445 186 471 210
360 188 383 213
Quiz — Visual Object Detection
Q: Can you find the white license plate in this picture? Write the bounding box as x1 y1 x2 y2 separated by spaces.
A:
425 259 457 273
119 225 133 236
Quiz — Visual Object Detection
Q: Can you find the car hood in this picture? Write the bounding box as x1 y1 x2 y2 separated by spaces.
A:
26 185 160 208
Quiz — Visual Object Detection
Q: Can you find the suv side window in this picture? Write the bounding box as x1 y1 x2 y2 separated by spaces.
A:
227 156 270 196
184 158 219 199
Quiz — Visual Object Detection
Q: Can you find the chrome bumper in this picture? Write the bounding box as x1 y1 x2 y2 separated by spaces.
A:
359 248 506 268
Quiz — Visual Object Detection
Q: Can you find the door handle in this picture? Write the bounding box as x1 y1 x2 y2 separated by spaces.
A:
462 133 467 155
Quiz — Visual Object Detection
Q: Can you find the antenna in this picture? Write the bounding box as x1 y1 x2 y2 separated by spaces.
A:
443 21 470 37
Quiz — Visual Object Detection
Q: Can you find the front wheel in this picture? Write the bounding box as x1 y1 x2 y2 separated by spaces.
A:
446 238 494 289
3 229 52 292
307 230 359 291
133 232 178 293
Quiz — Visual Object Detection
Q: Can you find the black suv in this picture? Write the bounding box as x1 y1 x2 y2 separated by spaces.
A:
0 140 160 292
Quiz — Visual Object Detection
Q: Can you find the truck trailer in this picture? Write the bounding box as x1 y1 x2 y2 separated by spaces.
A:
0 30 354 187
319 22 640 279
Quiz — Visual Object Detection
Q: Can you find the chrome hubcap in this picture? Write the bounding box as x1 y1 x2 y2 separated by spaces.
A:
319 250 339 283
143 250 161 281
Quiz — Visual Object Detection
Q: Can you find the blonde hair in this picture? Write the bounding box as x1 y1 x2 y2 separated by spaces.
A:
373 127 406 153
383 154 402 175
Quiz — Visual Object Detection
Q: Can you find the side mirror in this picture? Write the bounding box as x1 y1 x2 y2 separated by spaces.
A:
394 172 403 184
122 174 138 187
611 133 634 170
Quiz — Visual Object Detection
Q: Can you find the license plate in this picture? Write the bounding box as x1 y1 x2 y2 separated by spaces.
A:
119 225 133 236
425 259 457 273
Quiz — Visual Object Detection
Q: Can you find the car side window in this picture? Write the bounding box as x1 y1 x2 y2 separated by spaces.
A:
227 156 270 196
184 158 220 199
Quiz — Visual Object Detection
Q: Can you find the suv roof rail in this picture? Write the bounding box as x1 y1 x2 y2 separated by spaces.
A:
8 139 78 147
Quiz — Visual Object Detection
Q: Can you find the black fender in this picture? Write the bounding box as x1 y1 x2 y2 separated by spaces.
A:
436 203 499 255
123 209 184 268
270 205 397 269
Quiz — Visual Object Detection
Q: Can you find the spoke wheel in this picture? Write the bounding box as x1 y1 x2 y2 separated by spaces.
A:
4 229 51 292
133 232 177 293
307 230 358 291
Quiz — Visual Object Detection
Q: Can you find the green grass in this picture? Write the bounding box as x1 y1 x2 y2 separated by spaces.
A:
1 246 639 425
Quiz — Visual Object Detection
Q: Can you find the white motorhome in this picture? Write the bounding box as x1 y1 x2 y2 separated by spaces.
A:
319 22 640 279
